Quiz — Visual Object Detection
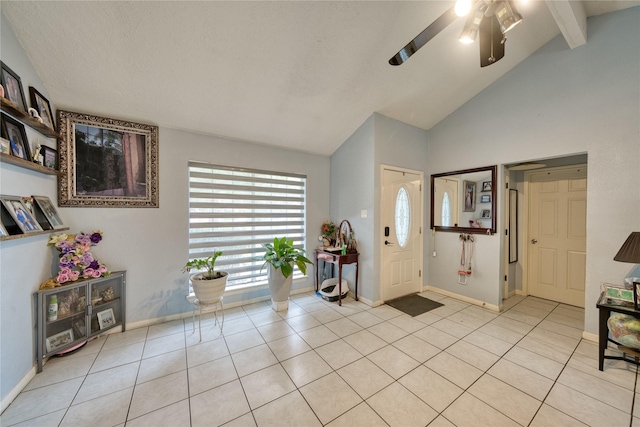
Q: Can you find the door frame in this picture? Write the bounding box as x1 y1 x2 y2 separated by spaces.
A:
379 164 424 302
521 164 588 300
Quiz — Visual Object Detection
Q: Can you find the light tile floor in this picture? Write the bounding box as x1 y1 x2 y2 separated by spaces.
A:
2 292 639 427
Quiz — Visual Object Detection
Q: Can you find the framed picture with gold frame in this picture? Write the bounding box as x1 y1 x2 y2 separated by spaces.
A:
57 110 158 207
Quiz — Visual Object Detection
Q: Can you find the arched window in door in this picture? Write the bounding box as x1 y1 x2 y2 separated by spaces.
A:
395 186 410 248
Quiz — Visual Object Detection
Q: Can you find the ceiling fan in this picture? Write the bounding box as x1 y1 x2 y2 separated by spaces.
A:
389 0 523 67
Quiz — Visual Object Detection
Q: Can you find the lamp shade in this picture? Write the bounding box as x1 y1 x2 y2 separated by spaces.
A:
614 232 640 263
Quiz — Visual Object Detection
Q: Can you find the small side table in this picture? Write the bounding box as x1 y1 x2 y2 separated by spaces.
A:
596 291 640 370
315 250 359 306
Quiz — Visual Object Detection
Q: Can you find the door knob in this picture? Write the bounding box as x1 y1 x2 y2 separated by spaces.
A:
531 239 538 244
385 240 395 246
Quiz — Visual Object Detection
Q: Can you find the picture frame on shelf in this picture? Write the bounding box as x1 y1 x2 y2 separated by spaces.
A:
0 61 28 112
28 87 55 131
463 180 476 212
57 110 159 207
97 308 116 330
33 195 65 229
480 194 491 203
0 195 42 233
482 181 492 192
41 146 57 170
481 209 491 219
1 113 31 161
0 221 7 237
45 329 74 353
0 137 10 154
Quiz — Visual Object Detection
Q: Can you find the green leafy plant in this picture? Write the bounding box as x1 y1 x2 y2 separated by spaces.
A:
183 251 223 280
260 237 312 279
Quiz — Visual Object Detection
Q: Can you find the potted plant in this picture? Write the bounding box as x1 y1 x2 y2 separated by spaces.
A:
183 251 228 304
259 237 312 311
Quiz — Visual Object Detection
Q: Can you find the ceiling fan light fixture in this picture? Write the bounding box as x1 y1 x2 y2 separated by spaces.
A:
495 1 523 33
455 0 473 17
459 9 484 44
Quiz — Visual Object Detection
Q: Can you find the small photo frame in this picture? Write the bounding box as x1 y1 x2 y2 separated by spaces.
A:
482 181 492 192
0 61 27 111
0 195 42 233
33 195 65 229
0 221 8 237
481 209 491 219
97 308 116 330
603 284 634 304
463 180 476 212
41 146 57 170
72 318 86 338
480 194 491 203
45 328 74 353
29 87 55 131
0 137 10 154
1 113 31 161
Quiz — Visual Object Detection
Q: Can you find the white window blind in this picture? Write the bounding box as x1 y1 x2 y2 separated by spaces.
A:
188 162 307 289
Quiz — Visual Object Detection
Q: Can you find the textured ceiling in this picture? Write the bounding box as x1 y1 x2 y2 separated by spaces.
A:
3 1 638 156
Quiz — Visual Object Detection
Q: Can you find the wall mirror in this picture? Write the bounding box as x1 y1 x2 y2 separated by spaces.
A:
430 165 497 234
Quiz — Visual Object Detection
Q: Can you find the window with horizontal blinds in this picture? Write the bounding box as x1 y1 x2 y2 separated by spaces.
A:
188 162 307 289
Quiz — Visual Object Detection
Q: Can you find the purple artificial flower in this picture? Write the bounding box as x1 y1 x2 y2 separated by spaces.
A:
89 260 100 269
90 233 102 244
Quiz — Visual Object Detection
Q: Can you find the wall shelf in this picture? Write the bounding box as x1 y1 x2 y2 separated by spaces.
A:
0 227 69 242
1 97 60 139
0 152 59 175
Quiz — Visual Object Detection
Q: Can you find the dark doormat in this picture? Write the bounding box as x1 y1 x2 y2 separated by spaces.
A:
386 294 444 317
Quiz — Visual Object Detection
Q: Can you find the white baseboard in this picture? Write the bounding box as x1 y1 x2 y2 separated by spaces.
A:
582 331 598 343
424 286 500 312
1 366 36 414
515 289 527 296
345 292 379 307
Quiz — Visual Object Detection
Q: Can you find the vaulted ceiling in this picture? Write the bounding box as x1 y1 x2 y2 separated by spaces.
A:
3 1 638 156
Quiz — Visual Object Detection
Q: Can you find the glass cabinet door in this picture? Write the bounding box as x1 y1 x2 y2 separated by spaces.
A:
89 275 123 335
44 285 87 353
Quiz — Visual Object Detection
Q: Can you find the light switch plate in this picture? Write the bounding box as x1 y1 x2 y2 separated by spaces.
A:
361 210 368 218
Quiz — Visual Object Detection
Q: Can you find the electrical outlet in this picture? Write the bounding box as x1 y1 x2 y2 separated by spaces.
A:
361 210 368 218
433 251 437 257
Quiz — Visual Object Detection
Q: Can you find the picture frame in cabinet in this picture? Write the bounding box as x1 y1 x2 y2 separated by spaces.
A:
1 113 31 161
45 328 74 353
57 110 159 207
41 145 57 170
28 87 55 131
33 195 65 229
0 61 27 112
0 195 42 233
97 308 115 330
72 318 86 338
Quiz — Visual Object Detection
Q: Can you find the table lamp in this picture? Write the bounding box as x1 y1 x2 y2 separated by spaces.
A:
614 232 640 309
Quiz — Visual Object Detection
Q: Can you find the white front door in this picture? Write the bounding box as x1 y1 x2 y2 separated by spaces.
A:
381 167 423 301
527 165 587 307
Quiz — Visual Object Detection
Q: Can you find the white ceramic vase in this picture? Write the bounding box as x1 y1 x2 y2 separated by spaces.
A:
190 272 228 304
267 264 293 311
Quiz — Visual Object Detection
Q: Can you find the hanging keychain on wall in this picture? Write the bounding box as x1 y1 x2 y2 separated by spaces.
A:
458 234 475 284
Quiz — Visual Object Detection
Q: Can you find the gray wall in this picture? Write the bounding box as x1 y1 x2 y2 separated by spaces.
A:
330 113 428 304
426 8 640 331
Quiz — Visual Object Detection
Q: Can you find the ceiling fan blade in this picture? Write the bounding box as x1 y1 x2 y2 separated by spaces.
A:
389 6 457 66
479 14 505 67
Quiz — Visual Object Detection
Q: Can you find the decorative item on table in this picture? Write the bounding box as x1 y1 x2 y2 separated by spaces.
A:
31 144 43 165
27 107 44 123
43 230 110 288
320 220 337 247
601 283 634 305
613 232 640 309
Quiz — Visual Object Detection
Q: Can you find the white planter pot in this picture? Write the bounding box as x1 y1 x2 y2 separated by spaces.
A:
190 272 228 304
268 265 293 311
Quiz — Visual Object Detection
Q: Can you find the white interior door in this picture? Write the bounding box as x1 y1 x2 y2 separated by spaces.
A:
527 165 587 307
381 167 423 301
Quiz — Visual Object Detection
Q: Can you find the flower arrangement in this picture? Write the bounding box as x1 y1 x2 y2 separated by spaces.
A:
47 231 109 284
321 221 336 239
